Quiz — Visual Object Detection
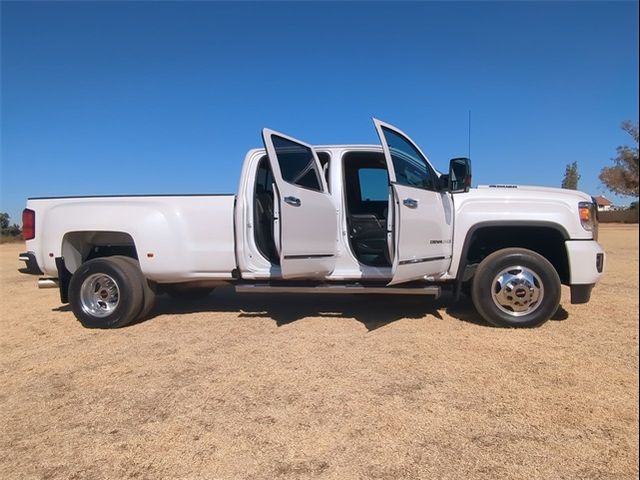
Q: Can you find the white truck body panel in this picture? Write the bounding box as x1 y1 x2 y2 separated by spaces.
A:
446 184 596 278
565 240 606 285
26 195 237 282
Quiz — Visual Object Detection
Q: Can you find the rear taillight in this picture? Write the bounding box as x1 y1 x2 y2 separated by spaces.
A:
22 208 35 240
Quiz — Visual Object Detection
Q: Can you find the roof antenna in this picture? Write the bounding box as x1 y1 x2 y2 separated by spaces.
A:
467 110 471 158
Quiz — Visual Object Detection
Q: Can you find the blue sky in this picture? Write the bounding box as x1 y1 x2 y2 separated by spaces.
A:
1 1 638 224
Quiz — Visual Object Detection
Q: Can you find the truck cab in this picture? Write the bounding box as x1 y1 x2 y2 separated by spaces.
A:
236 120 463 286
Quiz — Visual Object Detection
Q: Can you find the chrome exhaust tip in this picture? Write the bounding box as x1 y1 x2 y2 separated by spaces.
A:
38 278 59 289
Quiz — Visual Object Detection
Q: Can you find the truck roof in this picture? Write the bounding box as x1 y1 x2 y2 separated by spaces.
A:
314 144 382 150
247 144 384 155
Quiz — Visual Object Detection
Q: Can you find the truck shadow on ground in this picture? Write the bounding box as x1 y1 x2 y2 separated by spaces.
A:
138 286 569 331
146 291 465 331
166 289 482 330
53 286 570 330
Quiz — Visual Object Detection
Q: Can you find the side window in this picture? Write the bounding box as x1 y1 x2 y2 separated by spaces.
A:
381 127 437 190
358 168 389 201
272 135 323 192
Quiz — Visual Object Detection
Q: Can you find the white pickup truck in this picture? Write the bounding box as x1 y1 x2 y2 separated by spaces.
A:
20 119 605 329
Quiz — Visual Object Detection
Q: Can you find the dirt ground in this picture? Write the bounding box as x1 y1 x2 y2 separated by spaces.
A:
1 224 638 480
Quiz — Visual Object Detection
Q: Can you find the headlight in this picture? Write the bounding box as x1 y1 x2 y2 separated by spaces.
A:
578 201 598 240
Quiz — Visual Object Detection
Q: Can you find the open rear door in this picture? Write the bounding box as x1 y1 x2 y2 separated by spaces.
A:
373 119 453 285
262 129 337 279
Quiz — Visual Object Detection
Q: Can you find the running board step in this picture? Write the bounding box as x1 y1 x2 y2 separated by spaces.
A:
236 284 441 298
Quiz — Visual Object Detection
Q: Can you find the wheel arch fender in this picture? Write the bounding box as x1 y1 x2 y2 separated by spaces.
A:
62 231 139 274
40 200 183 277
452 221 570 299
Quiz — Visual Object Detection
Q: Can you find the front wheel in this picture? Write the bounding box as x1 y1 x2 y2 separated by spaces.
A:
471 248 561 328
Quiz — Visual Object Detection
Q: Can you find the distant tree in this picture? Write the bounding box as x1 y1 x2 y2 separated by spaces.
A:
0 213 9 230
629 201 640 222
561 161 580 190
5 224 22 237
599 121 639 197
0 212 22 237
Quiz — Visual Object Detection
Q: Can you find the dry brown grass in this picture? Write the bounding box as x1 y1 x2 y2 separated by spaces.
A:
0 236 23 245
1 225 638 479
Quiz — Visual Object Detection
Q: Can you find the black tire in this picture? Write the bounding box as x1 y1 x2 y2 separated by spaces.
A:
461 281 472 297
165 285 213 301
471 248 561 328
111 256 156 320
68 257 144 328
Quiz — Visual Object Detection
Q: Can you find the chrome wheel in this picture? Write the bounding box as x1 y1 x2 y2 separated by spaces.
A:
80 273 120 318
491 266 544 317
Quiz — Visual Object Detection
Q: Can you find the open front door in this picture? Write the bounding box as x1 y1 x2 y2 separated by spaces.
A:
373 119 453 285
262 129 337 279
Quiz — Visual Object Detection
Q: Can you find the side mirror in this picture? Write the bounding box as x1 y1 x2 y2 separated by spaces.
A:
449 157 472 193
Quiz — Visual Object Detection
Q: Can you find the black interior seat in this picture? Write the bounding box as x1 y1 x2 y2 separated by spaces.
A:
350 214 385 251
343 151 392 267
253 158 279 264
349 211 389 266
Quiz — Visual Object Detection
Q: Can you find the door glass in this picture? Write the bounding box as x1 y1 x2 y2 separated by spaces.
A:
272 135 323 192
381 127 437 190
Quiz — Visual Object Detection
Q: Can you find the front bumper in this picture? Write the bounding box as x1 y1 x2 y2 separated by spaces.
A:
565 240 605 304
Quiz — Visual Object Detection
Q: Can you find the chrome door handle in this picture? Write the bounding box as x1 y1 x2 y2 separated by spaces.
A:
284 196 301 207
403 198 418 208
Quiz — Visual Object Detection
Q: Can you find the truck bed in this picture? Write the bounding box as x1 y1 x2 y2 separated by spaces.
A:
25 194 237 282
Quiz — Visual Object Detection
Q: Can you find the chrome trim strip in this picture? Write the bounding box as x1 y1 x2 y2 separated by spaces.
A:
398 256 447 266
283 254 335 260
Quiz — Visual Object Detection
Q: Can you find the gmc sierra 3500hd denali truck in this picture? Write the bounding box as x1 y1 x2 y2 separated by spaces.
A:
20 119 605 329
